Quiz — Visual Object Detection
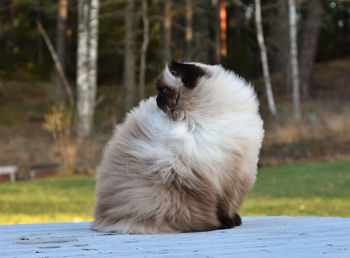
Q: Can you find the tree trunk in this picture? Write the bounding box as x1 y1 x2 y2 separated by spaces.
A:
77 0 100 137
36 20 74 106
185 0 193 61
87 0 99 129
123 0 136 113
219 0 227 58
288 0 301 122
214 0 221 63
36 1 44 65
270 0 290 94
77 0 90 137
196 1 210 63
163 0 172 64
299 0 323 98
139 0 149 100
254 0 278 119
55 0 68 104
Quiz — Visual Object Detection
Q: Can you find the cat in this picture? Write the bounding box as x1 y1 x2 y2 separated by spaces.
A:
92 61 264 233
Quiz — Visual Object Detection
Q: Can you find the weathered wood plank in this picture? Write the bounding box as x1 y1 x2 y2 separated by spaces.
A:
0 217 349 257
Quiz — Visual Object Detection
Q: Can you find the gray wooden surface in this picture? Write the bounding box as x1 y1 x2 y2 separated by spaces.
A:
1 216 349 257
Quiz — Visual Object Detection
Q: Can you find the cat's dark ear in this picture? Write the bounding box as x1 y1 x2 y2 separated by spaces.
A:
168 60 205 88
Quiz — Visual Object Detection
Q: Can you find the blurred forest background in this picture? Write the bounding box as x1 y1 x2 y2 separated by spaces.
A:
0 0 349 180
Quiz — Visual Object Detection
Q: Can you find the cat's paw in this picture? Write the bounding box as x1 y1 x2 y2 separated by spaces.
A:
233 213 242 226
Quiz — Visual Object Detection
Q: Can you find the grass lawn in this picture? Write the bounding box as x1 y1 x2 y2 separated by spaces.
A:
241 161 350 217
1 161 350 225
0 176 95 225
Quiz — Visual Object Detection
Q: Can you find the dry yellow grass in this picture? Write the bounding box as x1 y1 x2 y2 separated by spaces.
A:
265 101 350 146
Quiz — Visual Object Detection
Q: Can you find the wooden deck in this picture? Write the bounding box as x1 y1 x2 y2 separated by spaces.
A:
1 216 349 257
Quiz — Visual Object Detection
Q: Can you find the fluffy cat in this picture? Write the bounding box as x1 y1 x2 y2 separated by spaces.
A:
92 61 264 234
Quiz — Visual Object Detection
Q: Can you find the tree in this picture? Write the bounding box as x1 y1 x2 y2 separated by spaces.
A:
270 0 290 92
185 0 193 60
288 0 301 122
299 0 324 98
36 1 44 65
163 0 172 64
76 0 100 137
139 0 149 100
195 0 211 63
88 0 99 122
213 0 221 63
123 0 136 112
55 0 68 104
219 0 227 58
36 20 74 106
254 0 278 118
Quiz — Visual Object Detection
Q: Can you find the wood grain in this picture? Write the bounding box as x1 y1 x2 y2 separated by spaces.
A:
1 216 349 257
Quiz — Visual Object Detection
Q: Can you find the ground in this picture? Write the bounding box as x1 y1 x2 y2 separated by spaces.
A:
1 161 349 225
1 59 350 225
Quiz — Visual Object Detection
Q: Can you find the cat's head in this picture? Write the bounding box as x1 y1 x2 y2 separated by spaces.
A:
155 60 209 119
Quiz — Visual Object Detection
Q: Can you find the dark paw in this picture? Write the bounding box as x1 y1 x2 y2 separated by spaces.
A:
233 213 242 226
217 211 242 229
219 216 235 229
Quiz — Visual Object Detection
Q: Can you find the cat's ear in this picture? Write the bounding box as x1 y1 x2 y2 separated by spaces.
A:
168 60 205 88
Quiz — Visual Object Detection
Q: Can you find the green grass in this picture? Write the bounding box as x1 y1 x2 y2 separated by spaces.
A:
1 161 350 225
0 176 95 225
241 161 350 217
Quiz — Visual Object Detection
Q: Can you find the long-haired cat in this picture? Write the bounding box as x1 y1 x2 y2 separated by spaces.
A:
92 61 264 233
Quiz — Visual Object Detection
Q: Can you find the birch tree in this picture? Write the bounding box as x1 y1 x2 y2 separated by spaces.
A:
88 0 99 113
254 0 278 118
123 0 136 112
288 0 301 122
139 0 149 100
76 0 100 137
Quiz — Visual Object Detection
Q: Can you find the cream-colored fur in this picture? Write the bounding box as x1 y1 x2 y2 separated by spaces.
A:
92 63 264 234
